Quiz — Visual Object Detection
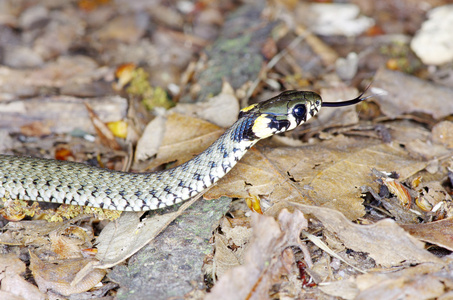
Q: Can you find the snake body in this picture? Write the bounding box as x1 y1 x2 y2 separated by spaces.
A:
0 90 363 211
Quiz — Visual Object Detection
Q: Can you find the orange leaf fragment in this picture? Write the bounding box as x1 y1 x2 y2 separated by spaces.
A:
383 178 412 208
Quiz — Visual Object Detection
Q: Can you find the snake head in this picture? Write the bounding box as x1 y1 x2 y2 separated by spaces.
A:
238 90 322 139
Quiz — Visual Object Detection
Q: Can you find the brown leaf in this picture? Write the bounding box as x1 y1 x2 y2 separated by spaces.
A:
212 218 252 278
1 273 45 300
0 221 63 253
20 120 52 137
354 263 448 300
432 121 453 148
401 218 453 251
172 82 240 128
374 68 453 119
144 113 224 170
49 226 92 259
206 209 308 300
293 203 443 267
84 102 122 151
29 251 106 296
0 253 26 278
206 135 428 220
382 177 412 208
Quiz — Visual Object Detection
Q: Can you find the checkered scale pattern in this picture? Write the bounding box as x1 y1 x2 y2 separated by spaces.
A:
0 90 323 211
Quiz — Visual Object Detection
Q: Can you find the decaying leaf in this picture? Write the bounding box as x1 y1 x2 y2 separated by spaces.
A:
354 263 450 300
401 218 453 251
29 251 106 296
206 209 309 300
293 203 443 267
206 135 428 220
211 217 252 278
319 262 450 300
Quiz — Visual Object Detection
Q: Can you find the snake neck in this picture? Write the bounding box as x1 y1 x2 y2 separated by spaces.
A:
149 117 258 207
0 116 261 212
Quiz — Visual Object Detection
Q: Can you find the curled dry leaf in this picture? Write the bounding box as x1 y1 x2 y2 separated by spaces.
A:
381 177 412 208
292 203 443 267
206 209 308 300
84 102 122 151
401 217 453 251
29 252 106 296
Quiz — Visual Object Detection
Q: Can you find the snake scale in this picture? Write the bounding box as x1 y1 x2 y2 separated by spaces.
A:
0 90 365 211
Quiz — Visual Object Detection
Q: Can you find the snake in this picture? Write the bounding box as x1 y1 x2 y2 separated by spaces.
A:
0 90 366 211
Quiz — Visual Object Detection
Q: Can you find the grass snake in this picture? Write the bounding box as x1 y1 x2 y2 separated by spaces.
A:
0 90 365 211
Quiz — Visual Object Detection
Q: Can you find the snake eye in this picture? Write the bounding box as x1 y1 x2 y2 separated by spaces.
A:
292 104 307 119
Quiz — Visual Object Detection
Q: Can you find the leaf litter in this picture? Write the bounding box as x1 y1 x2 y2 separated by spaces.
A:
1 0 453 299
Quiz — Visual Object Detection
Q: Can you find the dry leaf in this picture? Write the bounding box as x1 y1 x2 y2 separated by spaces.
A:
49 225 93 259
20 120 52 137
172 82 240 128
316 86 361 128
206 135 428 220
355 263 449 300
432 121 453 148
374 68 453 119
0 273 45 300
29 252 106 296
95 196 199 268
0 221 64 253
381 177 412 208
143 113 224 170
212 218 252 278
293 203 443 267
85 102 122 150
134 115 167 162
401 218 453 251
0 253 26 279
0 95 127 135
206 209 308 300
212 233 243 278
